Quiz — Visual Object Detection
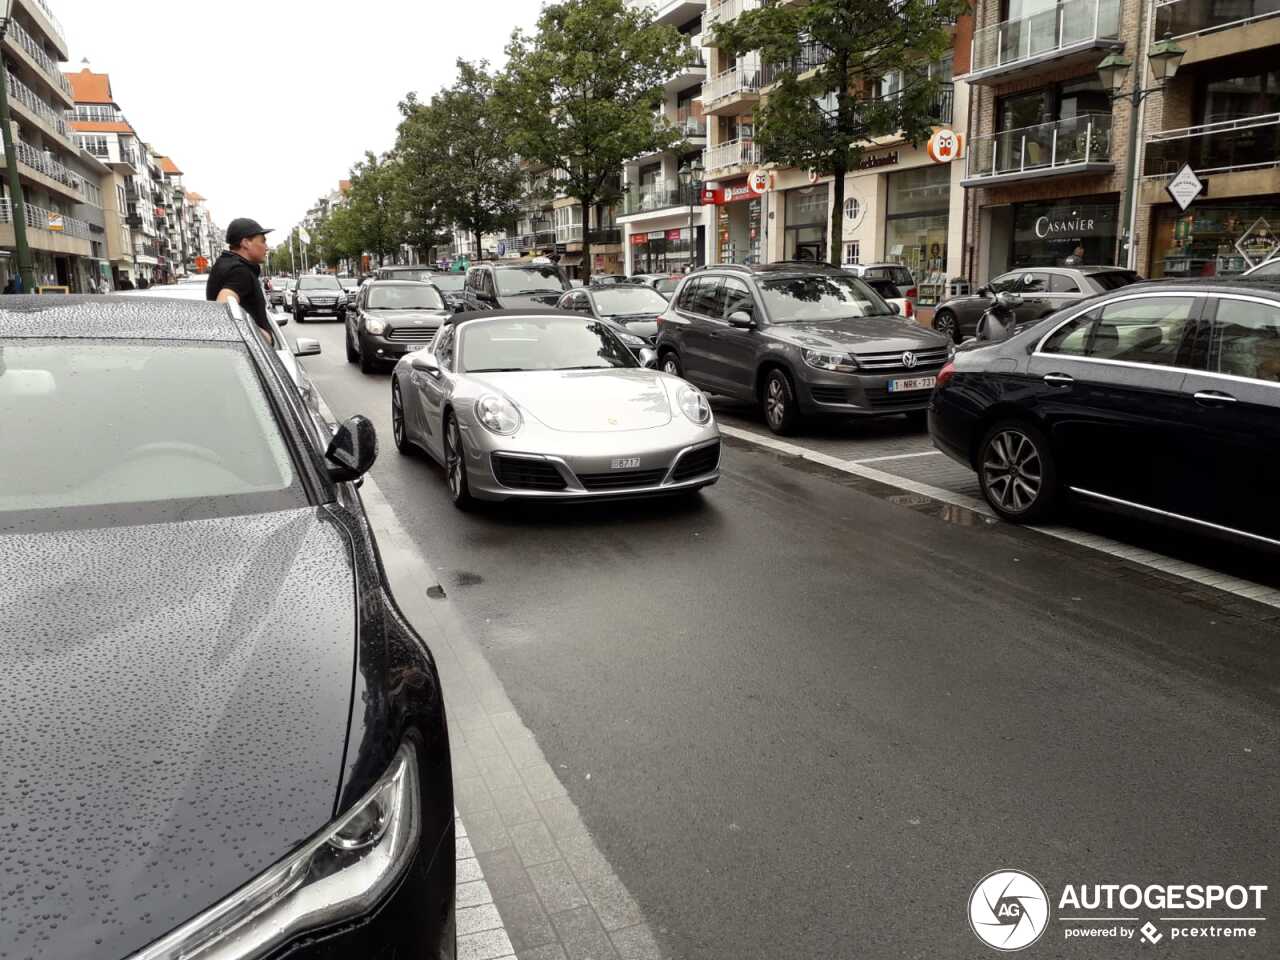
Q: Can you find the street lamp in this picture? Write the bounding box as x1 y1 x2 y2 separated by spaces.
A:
678 157 703 271
1099 32 1186 268
0 0 35 292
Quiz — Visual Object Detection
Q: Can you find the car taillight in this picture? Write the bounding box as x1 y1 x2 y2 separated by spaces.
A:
905 287 918 301
936 361 956 388
903 300 913 318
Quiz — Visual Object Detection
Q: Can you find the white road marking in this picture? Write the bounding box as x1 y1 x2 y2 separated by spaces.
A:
719 424 1280 611
853 450 944 464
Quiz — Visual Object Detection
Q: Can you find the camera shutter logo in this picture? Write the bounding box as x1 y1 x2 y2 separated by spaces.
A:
968 869 1050 951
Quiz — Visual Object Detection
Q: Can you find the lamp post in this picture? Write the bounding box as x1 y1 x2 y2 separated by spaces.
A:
678 157 704 271
0 0 35 292
1099 31 1186 269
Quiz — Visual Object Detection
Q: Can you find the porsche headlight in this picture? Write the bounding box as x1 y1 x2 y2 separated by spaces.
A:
128 742 420 960
364 317 386 335
475 394 522 435
677 385 711 425
801 349 858 373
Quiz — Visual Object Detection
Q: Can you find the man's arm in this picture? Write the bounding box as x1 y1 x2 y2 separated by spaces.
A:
216 285 273 345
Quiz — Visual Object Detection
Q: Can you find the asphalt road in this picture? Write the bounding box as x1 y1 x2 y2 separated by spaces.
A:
295 315 1280 960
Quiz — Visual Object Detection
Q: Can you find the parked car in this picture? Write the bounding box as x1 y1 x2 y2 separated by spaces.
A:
588 274 628 286
843 263 918 317
338 274 360 298
931 266 1143 343
861 278 916 322
424 271 468 312
389 308 720 509
281 277 297 312
629 273 683 299
655 262 953 435
459 262 572 311
293 274 346 322
346 279 452 373
266 275 289 308
0 295 455 960
374 264 438 283
555 283 671 348
930 279 1280 545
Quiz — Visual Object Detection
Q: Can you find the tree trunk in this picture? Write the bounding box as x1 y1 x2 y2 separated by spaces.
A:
473 227 482 260
579 197 593 284
829 153 846 268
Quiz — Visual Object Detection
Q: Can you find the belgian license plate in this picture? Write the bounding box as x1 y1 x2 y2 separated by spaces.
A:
888 376 937 393
610 457 641 470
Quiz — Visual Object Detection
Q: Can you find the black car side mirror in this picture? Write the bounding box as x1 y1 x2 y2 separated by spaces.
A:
977 285 992 297
325 415 377 482
727 310 756 329
638 347 658 369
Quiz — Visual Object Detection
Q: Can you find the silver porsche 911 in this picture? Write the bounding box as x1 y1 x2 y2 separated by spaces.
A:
389 309 721 509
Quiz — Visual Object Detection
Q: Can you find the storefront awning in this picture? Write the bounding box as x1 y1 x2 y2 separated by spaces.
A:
559 255 583 267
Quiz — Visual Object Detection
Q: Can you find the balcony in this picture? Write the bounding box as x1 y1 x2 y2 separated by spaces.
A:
761 40 833 88
704 137 761 174
590 227 623 245
4 15 74 104
21 0 69 58
623 185 697 216
675 109 707 139
703 0 760 33
6 137 83 197
1155 0 1280 66
968 0 1123 85
664 35 707 92
628 0 706 27
512 231 557 251
1144 113 1280 178
556 223 584 243
0 197 91 240
6 72 68 141
963 113 1113 186
702 56 761 115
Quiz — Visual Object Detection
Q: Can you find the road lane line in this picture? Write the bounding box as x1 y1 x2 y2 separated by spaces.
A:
852 450 944 464
719 424 1280 612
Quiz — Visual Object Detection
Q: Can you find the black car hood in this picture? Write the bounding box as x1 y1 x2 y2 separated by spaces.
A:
767 316 950 353
366 308 450 331
0 507 356 960
604 314 660 339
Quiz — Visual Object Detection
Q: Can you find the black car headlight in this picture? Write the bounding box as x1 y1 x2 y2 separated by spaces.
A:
801 349 859 373
127 742 421 960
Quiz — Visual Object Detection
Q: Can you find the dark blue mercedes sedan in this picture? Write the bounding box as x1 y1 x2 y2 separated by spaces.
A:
0 297 455 959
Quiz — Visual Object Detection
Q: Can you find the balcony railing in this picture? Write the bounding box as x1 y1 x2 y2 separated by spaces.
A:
0 197 91 239
624 184 697 215
971 0 1122 79
675 110 707 138
703 0 760 33
31 0 68 51
761 40 834 87
703 56 761 105
556 223 584 243
590 227 622 244
7 72 67 138
7 137 82 193
1144 113 1280 178
965 113 1113 183
512 230 557 251
704 137 761 172
1155 0 1280 40
5 15 73 100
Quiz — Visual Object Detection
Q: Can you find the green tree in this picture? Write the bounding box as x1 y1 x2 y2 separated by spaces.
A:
345 152 401 267
497 0 690 280
713 0 965 267
395 61 520 260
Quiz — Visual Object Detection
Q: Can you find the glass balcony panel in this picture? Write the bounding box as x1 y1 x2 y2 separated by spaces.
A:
972 0 1122 76
968 114 1112 181
1144 114 1280 177
1155 0 1280 39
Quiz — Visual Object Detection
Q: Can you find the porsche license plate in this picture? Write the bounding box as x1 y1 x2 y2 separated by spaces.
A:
888 376 937 393
610 457 641 470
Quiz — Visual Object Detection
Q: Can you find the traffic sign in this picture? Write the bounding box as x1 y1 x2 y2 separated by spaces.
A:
1166 164 1205 212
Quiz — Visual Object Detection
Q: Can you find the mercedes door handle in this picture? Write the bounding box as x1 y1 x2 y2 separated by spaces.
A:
1193 390 1238 405
1042 373 1074 385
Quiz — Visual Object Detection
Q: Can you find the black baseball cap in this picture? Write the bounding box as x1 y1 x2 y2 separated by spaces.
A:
226 217 273 245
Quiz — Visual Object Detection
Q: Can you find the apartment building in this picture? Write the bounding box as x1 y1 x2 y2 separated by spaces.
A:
697 0 972 310
0 0 101 290
620 0 711 275
1134 0 1280 278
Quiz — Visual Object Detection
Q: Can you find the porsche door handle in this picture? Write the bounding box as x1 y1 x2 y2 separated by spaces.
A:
1042 373 1074 385
1193 390 1237 405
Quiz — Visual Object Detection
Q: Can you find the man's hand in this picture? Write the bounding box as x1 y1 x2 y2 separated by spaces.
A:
216 288 239 305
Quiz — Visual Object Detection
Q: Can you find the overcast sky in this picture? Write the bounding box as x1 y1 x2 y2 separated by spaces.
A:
56 0 545 243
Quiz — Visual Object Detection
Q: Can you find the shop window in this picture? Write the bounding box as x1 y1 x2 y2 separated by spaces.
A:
843 241 861 265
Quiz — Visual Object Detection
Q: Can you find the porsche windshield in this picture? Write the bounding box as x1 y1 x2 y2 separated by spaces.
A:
459 317 637 372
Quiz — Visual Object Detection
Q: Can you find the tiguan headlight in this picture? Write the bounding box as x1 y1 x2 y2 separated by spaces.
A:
801 349 858 373
127 742 420 960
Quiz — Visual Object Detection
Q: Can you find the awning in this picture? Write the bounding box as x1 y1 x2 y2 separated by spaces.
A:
558 255 583 267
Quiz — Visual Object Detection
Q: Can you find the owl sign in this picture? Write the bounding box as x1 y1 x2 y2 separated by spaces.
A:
927 129 964 164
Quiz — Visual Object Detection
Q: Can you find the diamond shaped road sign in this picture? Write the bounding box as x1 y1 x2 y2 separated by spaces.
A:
1166 163 1206 212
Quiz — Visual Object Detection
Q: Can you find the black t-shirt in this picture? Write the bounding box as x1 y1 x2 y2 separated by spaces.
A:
206 251 269 331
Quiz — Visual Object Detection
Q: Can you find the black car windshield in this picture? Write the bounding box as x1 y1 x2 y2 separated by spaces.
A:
459 317 637 372
429 274 465 291
592 286 669 316
384 269 434 283
0 340 305 531
1088 270 1143 291
758 275 893 322
367 285 444 310
298 276 342 291
495 266 567 296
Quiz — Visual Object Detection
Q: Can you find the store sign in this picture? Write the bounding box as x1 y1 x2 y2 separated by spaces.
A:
1235 217 1279 267
858 151 899 170
47 213 64 232
1034 213 1103 239
748 169 772 195
647 230 665 240
666 228 684 241
630 233 648 246
701 186 723 205
1166 164 1206 212
926 129 964 164
723 182 758 204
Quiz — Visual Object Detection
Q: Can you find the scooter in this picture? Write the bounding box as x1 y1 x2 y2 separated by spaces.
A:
974 289 1022 342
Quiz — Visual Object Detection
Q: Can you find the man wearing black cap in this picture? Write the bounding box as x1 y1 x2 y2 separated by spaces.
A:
207 217 274 341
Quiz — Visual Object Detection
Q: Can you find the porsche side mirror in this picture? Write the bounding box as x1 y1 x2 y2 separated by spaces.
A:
293 337 321 357
325 414 377 482
638 347 658 369
410 353 441 376
727 310 756 329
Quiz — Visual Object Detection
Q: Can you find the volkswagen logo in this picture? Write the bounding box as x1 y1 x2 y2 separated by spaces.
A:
902 351 918 369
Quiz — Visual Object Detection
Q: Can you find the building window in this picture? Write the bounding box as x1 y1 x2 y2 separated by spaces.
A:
77 135 109 157
843 241 861 265
844 197 860 222
74 105 115 123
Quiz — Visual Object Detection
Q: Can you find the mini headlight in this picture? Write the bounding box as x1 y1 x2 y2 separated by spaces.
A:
475 394 522 435
677 385 711 424
127 743 420 960
364 317 386 335
801 349 858 373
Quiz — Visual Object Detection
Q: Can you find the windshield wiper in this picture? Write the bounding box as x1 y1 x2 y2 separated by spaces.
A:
466 367 524 373
507 289 561 296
